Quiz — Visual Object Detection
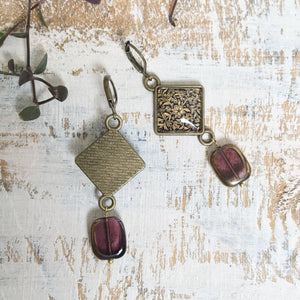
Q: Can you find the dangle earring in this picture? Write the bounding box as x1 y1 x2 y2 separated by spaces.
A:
75 76 145 261
125 42 250 187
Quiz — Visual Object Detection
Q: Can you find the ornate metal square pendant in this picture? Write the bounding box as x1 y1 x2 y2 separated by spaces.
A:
154 85 204 135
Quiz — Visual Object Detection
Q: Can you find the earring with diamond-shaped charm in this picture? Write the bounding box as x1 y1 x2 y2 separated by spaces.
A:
75 76 145 261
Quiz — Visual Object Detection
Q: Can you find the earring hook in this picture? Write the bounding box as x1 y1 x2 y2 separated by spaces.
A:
103 75 118 116
125 42 161 91
125 41 148 77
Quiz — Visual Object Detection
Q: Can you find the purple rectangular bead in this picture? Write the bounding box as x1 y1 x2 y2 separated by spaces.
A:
210 144 251 187
91 216 126 260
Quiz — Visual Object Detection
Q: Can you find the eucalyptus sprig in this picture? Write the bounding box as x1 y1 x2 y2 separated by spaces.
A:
0 0 68 121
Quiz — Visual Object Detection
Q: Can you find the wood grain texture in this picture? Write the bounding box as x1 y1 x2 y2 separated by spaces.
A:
0 0 299 299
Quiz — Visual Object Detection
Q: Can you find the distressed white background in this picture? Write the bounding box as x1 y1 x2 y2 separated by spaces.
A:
0 0 299 299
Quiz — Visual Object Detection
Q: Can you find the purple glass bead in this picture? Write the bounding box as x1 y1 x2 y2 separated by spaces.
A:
210 144 251 187
91 216 126 260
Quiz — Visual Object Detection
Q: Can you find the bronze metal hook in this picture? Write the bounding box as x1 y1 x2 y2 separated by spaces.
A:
125 41 148 76
103 75 118 116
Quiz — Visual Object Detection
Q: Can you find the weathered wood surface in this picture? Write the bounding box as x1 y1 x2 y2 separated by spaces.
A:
0 1 299 299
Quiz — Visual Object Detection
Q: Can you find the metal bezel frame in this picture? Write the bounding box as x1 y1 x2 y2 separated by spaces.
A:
153 84 205 136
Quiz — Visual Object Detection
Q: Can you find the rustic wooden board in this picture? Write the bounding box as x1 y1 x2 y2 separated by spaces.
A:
0 1 299 299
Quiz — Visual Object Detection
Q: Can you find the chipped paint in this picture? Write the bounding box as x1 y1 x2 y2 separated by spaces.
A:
0 0 299 299
72 68 83 76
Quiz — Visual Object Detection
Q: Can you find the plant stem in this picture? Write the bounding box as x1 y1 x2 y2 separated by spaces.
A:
0 1 46 105
26 0 31 68
31 80 38 103
0 71 20 77
169 0 178 26
0 1 45 46
32 76 54 89
25 0 39 104
0 23 20 46
37 96 55 105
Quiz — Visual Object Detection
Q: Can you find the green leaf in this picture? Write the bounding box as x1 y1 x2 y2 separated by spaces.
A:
19 106 40 121
34 54 47 74
0 32 5 47
8 59 15 73
38 8 48 28
49 85 68 102
19 70 33 86
10 32 26 38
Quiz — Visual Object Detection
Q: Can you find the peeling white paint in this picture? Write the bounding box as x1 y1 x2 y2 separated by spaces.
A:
0 1 299 299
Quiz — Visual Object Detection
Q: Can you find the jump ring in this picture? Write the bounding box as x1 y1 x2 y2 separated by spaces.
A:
98 195 116 212
143 74 161 92
198 129 216 146
105 114 123 131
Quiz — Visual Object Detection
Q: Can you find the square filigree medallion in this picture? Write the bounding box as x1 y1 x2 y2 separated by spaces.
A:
154 85 204 135
75 130 145 196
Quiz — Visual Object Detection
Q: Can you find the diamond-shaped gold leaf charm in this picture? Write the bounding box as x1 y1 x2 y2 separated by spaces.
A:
75 129 145 196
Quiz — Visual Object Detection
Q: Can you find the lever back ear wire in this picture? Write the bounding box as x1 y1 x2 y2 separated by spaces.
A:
125 41 161 91
104 75 118 116
125 42 148 76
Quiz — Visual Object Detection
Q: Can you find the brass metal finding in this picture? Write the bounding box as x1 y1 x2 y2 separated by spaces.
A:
105 114 123 131
125 41 149 76
143 74 161 92
104 75 118 116
125 41 161 91
98 195 116 212
198 129 217 146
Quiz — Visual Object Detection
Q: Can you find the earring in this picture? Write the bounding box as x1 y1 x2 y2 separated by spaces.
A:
75 76 145 262
125 42 250 187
